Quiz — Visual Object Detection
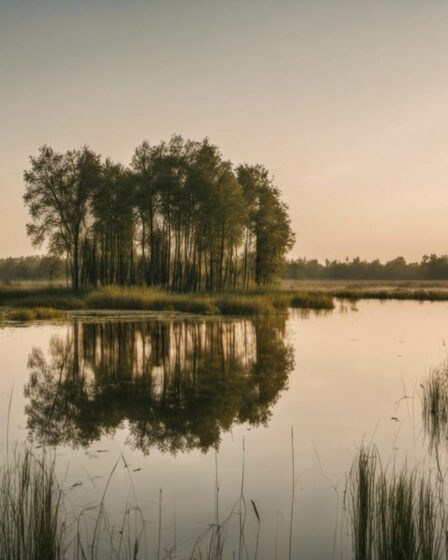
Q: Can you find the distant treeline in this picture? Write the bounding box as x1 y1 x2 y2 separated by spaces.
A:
5 254 448 283
0 256 65 282
23 136 294 291
284 255 448 281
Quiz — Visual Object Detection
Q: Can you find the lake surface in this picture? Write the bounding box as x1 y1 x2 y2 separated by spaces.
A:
1 300 447 559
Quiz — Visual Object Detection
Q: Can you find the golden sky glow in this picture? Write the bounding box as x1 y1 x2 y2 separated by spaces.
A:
1 1 448 261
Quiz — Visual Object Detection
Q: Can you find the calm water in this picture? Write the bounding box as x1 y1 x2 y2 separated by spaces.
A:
0 300 447 559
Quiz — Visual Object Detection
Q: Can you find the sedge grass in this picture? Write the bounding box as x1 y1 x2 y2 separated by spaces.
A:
347 445 446 560
5 307 63 321
0 283 335 316
0 448 65 560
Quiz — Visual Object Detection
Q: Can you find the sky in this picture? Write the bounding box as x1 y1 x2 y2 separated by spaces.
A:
1 0 448 262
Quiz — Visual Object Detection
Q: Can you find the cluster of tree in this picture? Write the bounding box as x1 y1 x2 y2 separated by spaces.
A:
0 256 65 282
23 136 294 291
24 317 293 453
284 255 448 281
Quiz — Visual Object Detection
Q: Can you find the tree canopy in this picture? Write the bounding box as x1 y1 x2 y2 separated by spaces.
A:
23 136 295 291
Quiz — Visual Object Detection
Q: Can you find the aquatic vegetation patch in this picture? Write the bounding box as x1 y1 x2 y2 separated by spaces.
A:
85 286 220 315
0 449 64 560
289 292 334 309
0 284 336 316
5 307 63 321
347 445 446 560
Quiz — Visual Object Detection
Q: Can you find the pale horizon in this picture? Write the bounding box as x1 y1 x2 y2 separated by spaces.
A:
2 1 448 262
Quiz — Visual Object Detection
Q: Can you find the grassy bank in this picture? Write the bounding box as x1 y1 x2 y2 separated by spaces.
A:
347 445 446 560
5 279 448 321
0 284 334 318
283 279 448 301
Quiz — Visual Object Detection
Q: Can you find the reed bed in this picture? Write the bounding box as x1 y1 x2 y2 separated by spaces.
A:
0 283 335 317
0 448 65 560
289 292 334 309
85 286 220 315
86 287 335 315
347 446 446 560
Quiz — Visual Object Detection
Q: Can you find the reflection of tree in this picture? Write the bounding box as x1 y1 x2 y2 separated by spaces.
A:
24 317 293 454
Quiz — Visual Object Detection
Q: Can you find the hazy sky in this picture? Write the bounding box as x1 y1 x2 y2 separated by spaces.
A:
1 0 448 262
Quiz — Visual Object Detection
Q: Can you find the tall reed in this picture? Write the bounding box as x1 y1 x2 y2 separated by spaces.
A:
347 446 446 560
0 448 65 560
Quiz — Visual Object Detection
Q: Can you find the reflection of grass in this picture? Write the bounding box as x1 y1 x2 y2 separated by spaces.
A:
347 445 446 560
422 362 448 454
0 448 64 560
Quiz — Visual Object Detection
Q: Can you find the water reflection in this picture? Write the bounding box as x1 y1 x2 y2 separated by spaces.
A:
24 317 293 454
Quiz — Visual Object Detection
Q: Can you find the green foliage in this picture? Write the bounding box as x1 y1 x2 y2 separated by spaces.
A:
23 146 102 290
237 164 295 287
23 137 294 291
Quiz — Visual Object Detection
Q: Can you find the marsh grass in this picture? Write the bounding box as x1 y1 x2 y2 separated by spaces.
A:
3 438 446 559
5 307 63 321
4 281 448 316
347 446 446 560
0 283 335 316
333 288 448 302
289 292 334 309
0 445 265 559
85 286 220 315
85 287 334 315
0 448 65 560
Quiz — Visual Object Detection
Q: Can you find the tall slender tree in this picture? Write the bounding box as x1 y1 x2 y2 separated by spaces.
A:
23 145 101 289
24 137 295 291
